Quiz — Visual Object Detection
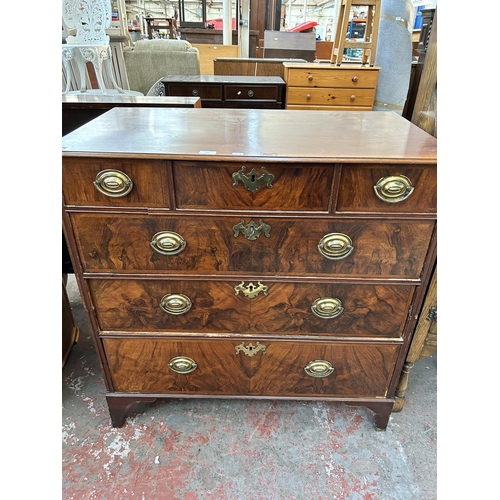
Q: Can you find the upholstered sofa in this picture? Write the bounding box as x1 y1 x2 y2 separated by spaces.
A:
123 39 201 95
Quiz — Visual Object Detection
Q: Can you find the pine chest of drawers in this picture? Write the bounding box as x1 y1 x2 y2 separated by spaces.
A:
62 108 437 430
283 62 380 110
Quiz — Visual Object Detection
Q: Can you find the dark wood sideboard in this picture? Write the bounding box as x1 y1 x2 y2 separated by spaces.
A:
62 108 437 430
160 75 286 109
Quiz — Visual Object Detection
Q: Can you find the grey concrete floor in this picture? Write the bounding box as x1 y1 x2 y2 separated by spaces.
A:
63 274 437 499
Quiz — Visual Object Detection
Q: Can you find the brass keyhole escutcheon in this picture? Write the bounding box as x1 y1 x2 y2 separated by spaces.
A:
318 233 354 260
235 341 267 357
160 293 192 315
304 360 334 378
374 175 414 203
233 219 271 240
234 281 268 299
94 169 133 197
311 297 343 319
151 231 186 255
168 356 197 374
232 166 274 192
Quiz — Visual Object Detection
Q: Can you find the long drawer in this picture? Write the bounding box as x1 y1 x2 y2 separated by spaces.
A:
103 337 401 397
286 87 376 107
90 278 414 338
285 68 379 88
72 214 434 279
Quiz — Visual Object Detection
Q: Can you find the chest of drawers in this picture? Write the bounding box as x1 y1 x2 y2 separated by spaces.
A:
62 108 437 430
283 62 380 110
161 75 286 108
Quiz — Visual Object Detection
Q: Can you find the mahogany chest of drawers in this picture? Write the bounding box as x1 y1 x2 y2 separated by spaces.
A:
283 62 380 110
62 108 437 430
160 75 286 109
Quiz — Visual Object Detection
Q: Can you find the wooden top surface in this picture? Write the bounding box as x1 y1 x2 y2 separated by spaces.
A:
282 62 381 70
160 75 285 85
62 94 201 108
62 108 437 163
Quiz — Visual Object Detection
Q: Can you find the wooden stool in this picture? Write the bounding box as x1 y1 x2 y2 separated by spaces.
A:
331 0 381 66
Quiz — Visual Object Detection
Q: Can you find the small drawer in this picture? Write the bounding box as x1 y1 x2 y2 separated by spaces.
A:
336 164 437 214
166 83 222 100
224 85 279 100
62 158 170 208
173 161 333 211
90 277 413 338
103 337 400 397
73 214 434 279
286 68 379 88
286 87 376 107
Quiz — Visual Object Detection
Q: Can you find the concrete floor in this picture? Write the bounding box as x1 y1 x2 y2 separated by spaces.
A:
62 274 437 500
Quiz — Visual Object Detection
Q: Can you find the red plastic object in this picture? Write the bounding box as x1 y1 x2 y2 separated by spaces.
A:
205 18 236 30
287 21 318 32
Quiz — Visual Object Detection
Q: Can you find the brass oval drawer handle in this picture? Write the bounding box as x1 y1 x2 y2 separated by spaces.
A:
168 356 197 374
151 231 186 255
93 169 133 198
160 293 192 315
304 360 334 378
374 175 414 203
311 297 343 319
317 233 353 260
192 89 199 96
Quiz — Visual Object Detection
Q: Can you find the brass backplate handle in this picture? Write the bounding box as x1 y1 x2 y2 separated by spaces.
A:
232 166 274 192
234 281 268 299
233 219 271 240
160 293 192 315
374 175 414 203
94 169 133 197
304 360 334 378
318 233 354 260
151 231 186 255
235 341 267 357
311 297 344 319
168 356 197 374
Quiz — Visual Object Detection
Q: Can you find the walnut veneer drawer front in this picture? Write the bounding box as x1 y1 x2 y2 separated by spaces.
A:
337 165 437 214
173 161 333 211
103 338 400 397
224 85 280 101
72 213 434 279
286 88 375 108
62 157 170 208
90 278 414 338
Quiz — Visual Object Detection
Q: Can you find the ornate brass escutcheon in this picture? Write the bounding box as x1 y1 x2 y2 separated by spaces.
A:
311 297 344 319
234 281 268 299
235 341 267 357
304 360 334 378
168 356 198 374
159 293 192 315
232 166 274 192
317 233 354 260
94 169 133 197
233 219 271 240
151 231 186 255
374 175 414 203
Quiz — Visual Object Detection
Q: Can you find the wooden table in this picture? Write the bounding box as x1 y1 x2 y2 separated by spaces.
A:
160 75 286 109
62 94 202 136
